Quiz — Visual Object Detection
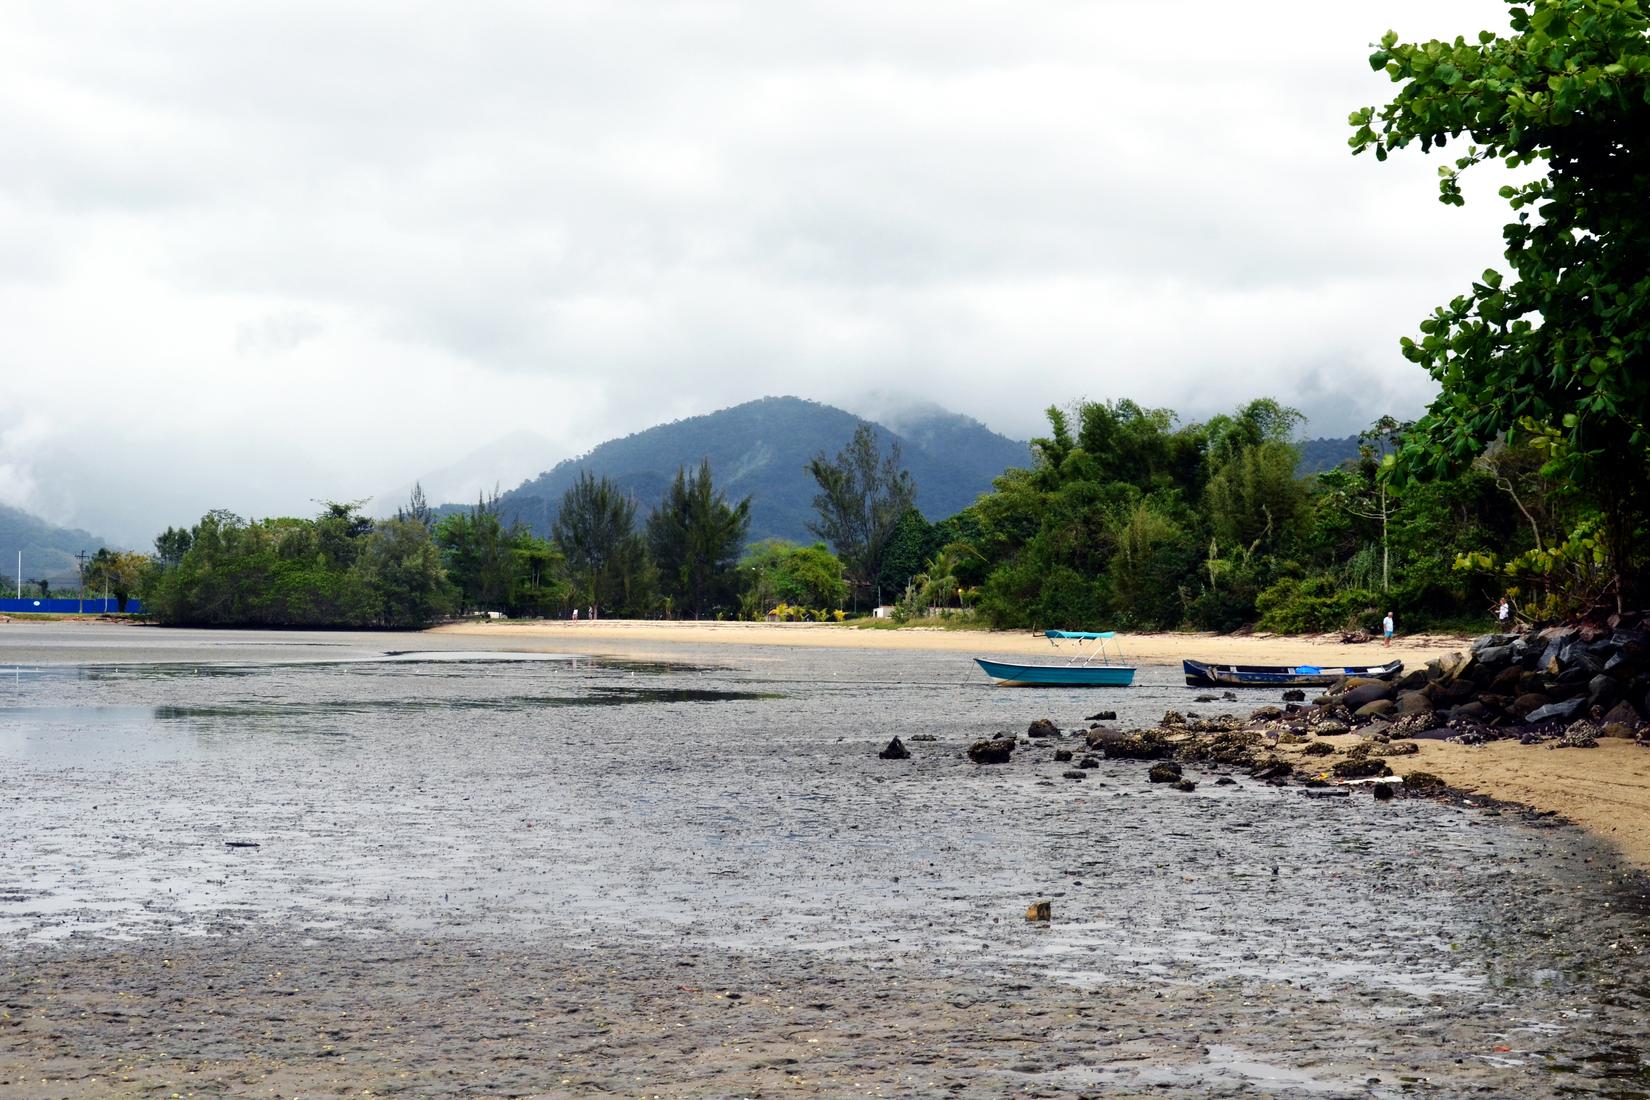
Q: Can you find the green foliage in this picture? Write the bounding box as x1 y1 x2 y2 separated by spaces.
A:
83 548 149 612
552 473 652 616
143 504 456 627
1255 576 1382 635
806 424 918 599
645 460 752 619
1352 0 1650 602
739 540 848 616
435 494 564 617
875 508 932 601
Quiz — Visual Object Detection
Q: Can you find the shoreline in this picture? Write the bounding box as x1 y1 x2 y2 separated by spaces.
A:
436 617 1650 870
431 617 1465 666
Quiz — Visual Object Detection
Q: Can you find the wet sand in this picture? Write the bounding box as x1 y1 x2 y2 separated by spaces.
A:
3 623 1649 1097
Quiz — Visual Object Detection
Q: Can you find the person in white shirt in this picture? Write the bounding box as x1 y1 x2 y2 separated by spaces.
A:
1382 611 1395 647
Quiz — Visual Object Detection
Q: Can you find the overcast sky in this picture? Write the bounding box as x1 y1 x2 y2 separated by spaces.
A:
2 0 1521 547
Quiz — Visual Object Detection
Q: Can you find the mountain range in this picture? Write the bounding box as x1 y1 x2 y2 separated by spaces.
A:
432 396 1033 544
0 503 106 585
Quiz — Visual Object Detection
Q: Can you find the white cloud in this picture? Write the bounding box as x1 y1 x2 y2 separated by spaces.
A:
0 0 1522 545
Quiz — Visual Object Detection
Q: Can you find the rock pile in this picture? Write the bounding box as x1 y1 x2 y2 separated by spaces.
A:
1315 613 1650 741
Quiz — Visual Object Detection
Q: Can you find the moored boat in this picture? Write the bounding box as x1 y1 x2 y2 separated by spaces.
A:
1182 658 1402 688
975 631 1137 687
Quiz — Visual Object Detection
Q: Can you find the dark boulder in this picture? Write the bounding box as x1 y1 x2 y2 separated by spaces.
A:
1332 757 1392 779
1027 718 1061 739
1511 693 1554 718
1301 741 1336 757
1053 748 1073 762
1061 770 1089 780
1603 700 1643 727
1402 771 1446 792
1354 699 1396 719
1086 710 1117 722
967 737 1016 764
1101 731 1172 760
1395 691 1433 714
1078 755 1100 769
1527 697 1587 724
1172 778 1198 792
878 737 911 760
1372 783 1395 801
1281 689 1306 702
1587 674 1620 709
1342 682 1395 711
1148 762 1183 783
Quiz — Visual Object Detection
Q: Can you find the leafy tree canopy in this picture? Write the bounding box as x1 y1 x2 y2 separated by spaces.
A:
1352 0 1650 601
646 459 752 619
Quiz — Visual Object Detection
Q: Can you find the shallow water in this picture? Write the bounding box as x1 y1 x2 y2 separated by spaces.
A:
1 623 1648 1096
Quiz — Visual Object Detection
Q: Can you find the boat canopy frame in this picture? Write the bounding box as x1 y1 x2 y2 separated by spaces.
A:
1042 630 1128 668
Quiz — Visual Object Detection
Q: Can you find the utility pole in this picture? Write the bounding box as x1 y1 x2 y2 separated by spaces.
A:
76 550 88 614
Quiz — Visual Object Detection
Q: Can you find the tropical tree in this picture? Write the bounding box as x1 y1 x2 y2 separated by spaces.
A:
552 472 651 616
739 540 848 616
806 424 917 605
646 460 751 618
1351 0 1650 605
84 548 150 611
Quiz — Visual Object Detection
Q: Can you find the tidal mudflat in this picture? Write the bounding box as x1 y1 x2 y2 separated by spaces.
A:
1 623 1647 1097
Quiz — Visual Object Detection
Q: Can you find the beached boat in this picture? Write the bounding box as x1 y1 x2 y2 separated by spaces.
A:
975 631 1136 686
1182 658 1403 688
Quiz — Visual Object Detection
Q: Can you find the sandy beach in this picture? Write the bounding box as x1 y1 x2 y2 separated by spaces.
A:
434 617 1460 667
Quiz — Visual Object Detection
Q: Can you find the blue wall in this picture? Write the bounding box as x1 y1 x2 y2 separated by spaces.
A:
0 597 143 614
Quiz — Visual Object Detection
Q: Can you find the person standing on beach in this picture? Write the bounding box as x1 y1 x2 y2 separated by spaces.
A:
1497 598 1510 626
1382 611 1395 647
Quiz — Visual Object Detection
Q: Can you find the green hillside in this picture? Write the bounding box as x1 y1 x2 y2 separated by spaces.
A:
0 503 107 584
439 396 1031 543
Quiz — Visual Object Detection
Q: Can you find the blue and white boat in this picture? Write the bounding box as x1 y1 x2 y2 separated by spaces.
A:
974 631 1136 687
1182 658 1402 688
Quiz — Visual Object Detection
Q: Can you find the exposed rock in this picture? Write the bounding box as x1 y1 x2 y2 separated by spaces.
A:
1395 691 1434 714
1086 710 1117 722
1281 689 1306 702
967 738 1015 765
1402 771 1447 792
909 733 938 742
1342 682 1396 711
1148 762 1183 784
1250 705 1283 721
1372 783 1395 801
1312 720 1351 737
1077 755 1100 769
1555 722 1599 748
1027 718 1061 739
878 737 911 760
1195 694 1218 703
1172 778 1198 792
1603 700 1643 727
1511 692 1555 718
1331 757 1392 779
1053 748 1073 762
1389 712 1440 737
1251 760 1294 781
1527 697 1588 724
1602 722 1636 740
1354 699 1396 719
1084 726 1124 749
1374 740 1420 757
1100 731 1172 760
1215 776 1237 786
1160 710 1187 728
1301 741 1336 757
1025 900 1052 921
1061 769 1089 780
1222 691 1239 702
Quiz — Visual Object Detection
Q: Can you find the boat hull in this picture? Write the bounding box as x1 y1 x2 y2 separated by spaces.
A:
1182 658 1402 688
975 658 1136 687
